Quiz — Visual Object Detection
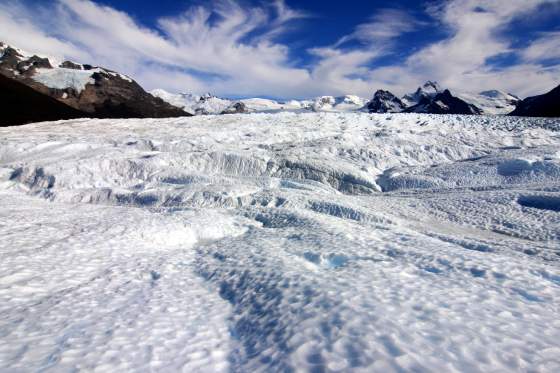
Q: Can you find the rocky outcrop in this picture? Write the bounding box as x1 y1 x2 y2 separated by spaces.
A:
366 90 406 113
69 71 189 118
221 102 250 114
510 84 560 117
0 42 190 120
60 61 82 70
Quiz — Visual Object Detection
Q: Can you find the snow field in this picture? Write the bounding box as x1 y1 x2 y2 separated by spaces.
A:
0 112 559 372
31 68 100 93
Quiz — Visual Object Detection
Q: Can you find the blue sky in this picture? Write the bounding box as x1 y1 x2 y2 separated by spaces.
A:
1 0 560 98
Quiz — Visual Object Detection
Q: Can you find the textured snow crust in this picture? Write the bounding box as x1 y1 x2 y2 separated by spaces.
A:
1 113 559 372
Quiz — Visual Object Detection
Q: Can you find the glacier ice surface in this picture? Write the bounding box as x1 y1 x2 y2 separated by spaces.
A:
0 112 559 372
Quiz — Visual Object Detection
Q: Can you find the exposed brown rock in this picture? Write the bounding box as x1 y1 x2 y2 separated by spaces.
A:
60 61 82 70
0 42 191 120
221 102 249 114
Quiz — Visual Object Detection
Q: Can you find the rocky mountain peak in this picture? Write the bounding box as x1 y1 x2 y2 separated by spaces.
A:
406 89 483 115
402 81 442 107
367 90 406 113
221 101 250 114
421 81 441 93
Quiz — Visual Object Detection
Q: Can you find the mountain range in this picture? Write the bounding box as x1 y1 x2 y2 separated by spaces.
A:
0 42 558 126
150 82 523 117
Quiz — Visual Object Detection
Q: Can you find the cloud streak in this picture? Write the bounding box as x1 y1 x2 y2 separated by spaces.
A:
521 31 560 63
335 8 424 47
0 0 559 98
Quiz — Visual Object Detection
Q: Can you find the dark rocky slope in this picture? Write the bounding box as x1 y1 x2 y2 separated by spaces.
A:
510 84 560 117
366 90 407 113
0 74 86 127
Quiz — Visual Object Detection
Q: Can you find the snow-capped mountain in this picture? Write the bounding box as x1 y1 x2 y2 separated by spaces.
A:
397 82 521 115
458 90 520 115
395 81 521 115
150 90 303 115
366 90 406 113
405 89 483 115
239 98 303 112
153 83 526 116
151 89 368 115
401 81 442 107
150 90 233 115
0 42 188 123
308 95 366 112
398 81 483 114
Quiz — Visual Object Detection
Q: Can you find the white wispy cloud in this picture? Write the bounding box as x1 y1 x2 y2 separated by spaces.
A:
0 1 88 61
404 1 549 81
0 0 312 97
521 31 560 62
335 8 424 47
363 0 560 96
0 0 559 98
299 7 425 96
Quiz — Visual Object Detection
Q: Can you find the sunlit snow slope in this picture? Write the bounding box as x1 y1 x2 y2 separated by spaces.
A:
1 113 559 372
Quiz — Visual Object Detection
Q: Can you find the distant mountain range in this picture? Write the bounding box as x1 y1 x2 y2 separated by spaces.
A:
0 42 558 126
148 90 368 115
384 81 519 115
151 82 523 117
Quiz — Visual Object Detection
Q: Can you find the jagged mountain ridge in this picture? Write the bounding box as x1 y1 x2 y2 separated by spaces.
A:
457 90 520 115
366 90 406 113
404 89 483 115
401 81 442 107
150 90 367 115
153 82 527 117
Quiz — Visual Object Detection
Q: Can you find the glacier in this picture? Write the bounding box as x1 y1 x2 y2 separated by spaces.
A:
0 112 559 372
